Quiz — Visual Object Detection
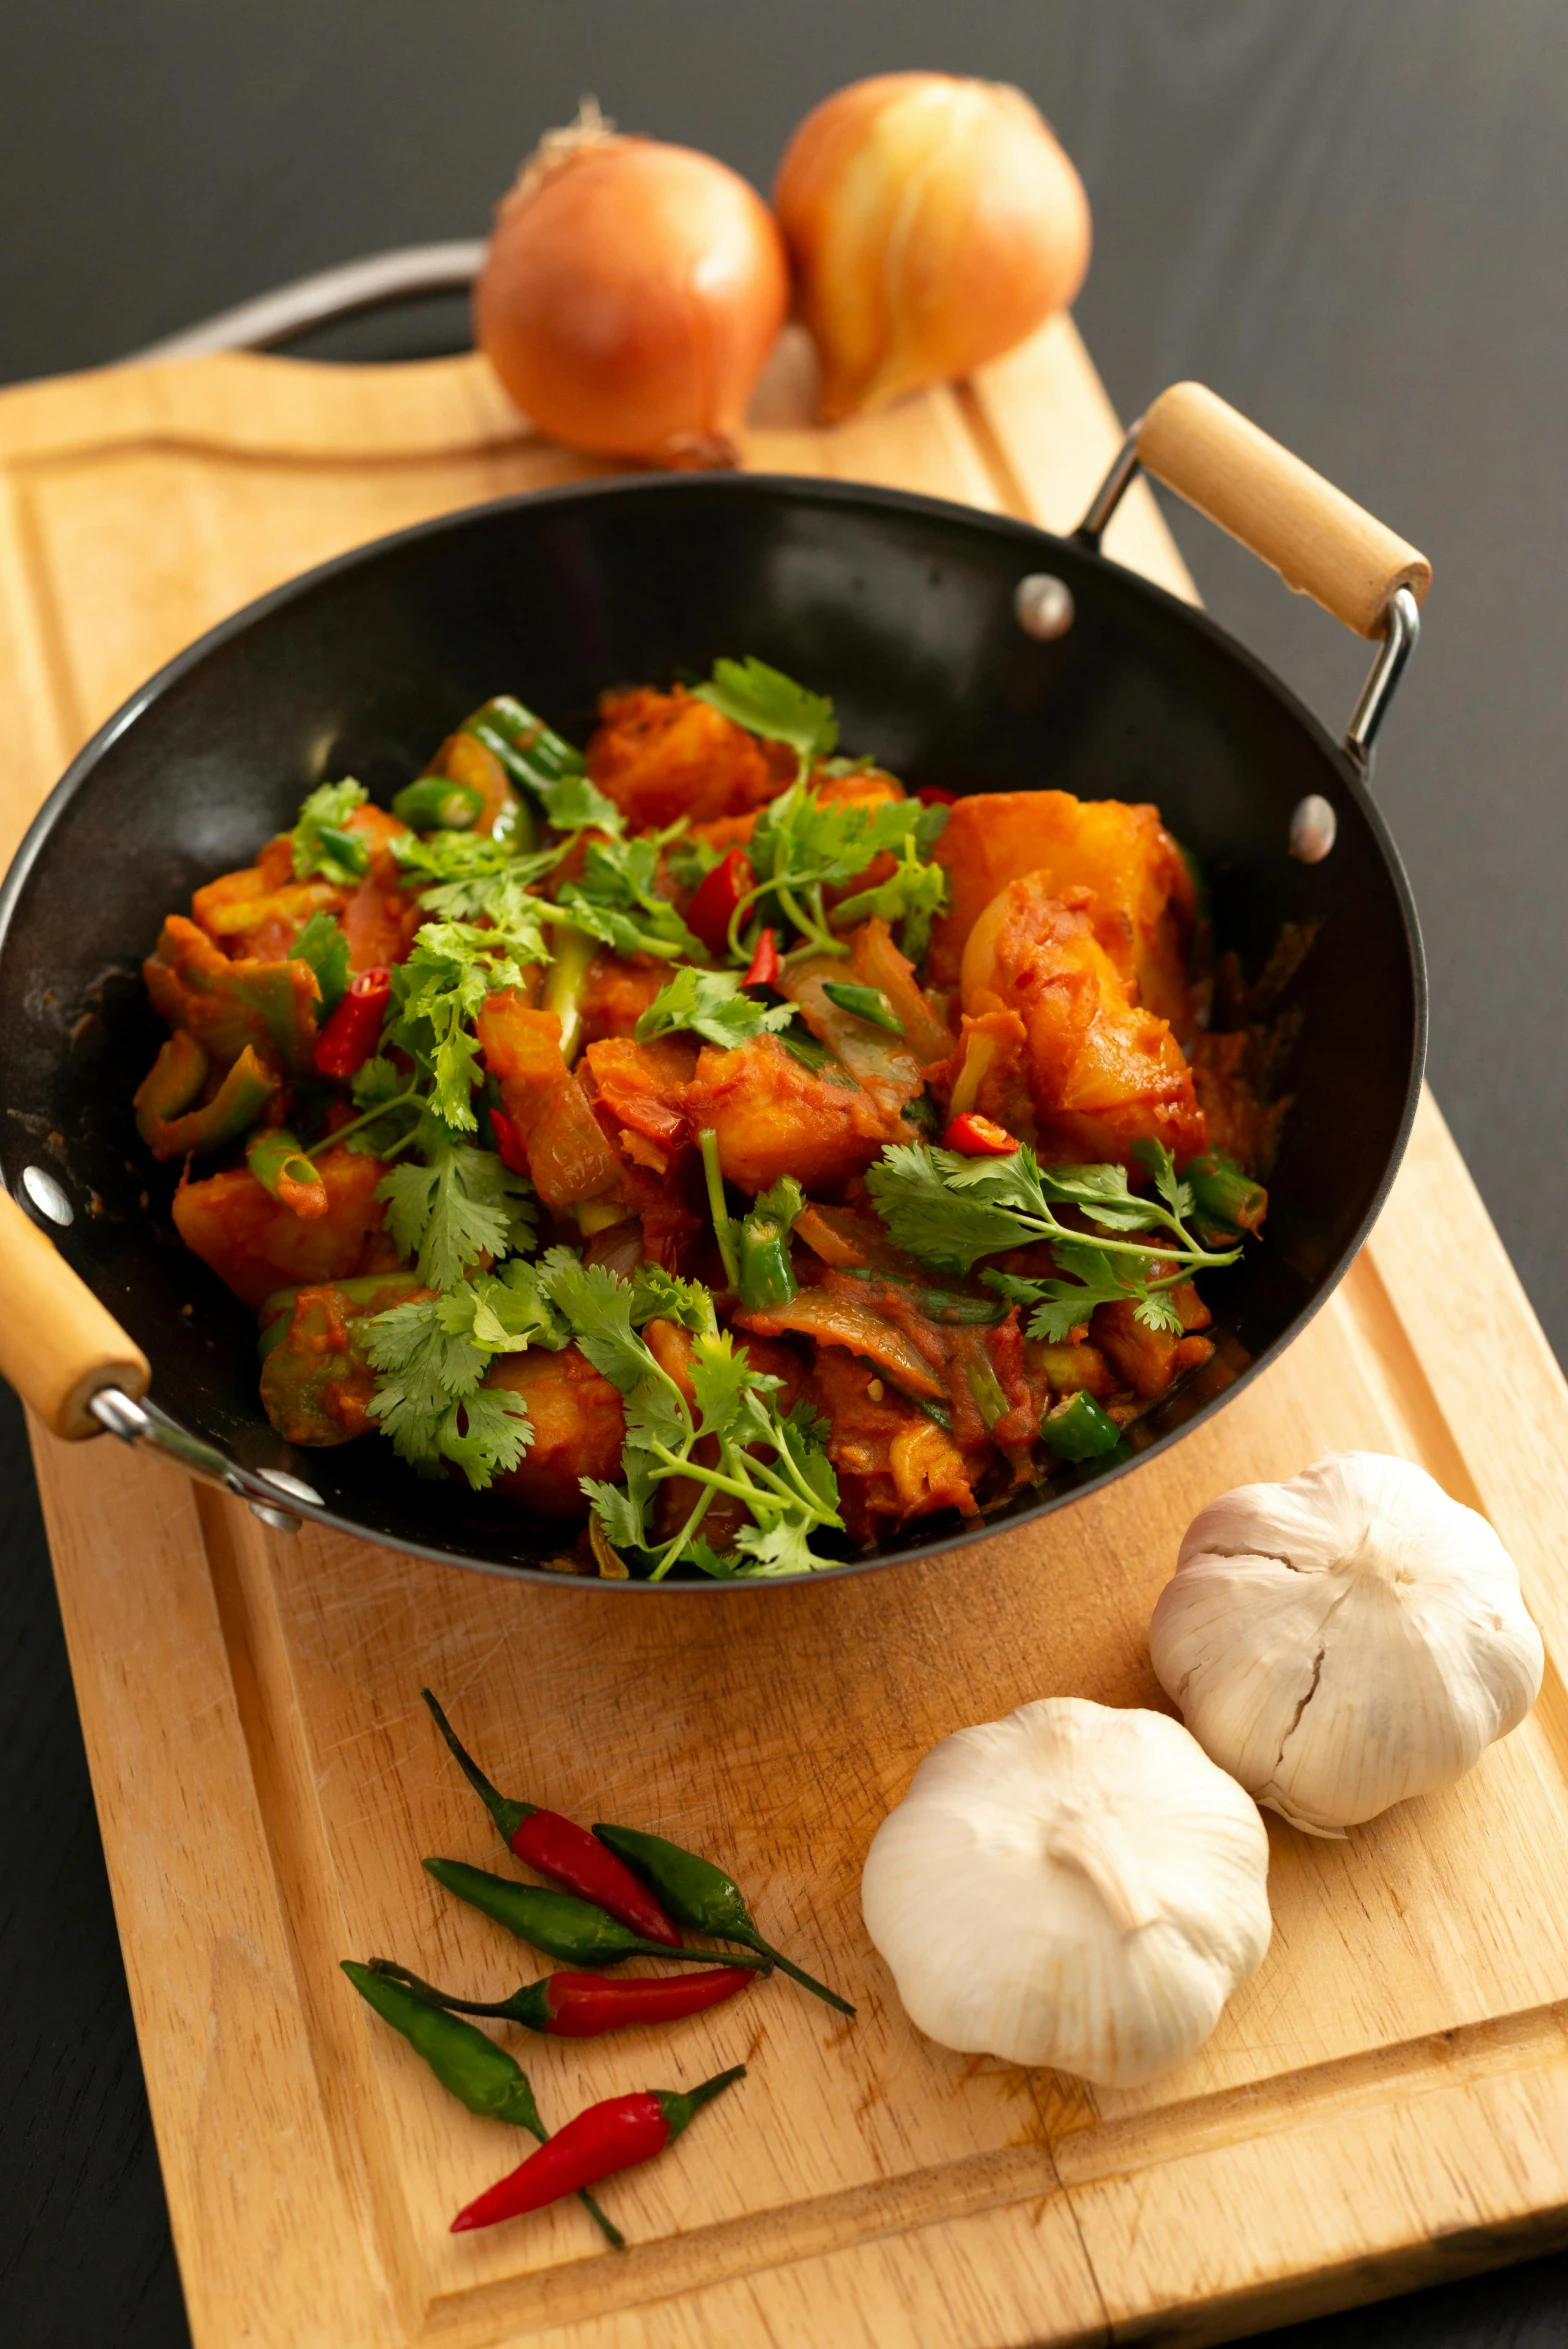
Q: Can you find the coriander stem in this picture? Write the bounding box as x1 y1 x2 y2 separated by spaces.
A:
647 1486 716 1583
698 1128 740 1287
321 1085 420 1151
1031 1205 1239 1272
647 1445 763 1505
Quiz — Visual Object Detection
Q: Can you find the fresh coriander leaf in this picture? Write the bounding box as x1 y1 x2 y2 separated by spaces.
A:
866 1141 1041 1270
537 1252 649 1393
1132 1136 1195 1223
729 1514 828 1577
686 1330 755 1440
339 1055 419 1155
557 834 705 962
579 1476 651 1552
376 1129 536 1290
541 770 624 836
468 1259 566 1351
753 1174 805 1234
1133 1289 1187 1335
362 1281 537 1489
694 656 838 766
630 1263 719 1335
394 829 564 922
292 779 369 884
289 909 350 1015
390 917 549 1129
439 1388 535 1490
829 851 949 963
635 965 797 1049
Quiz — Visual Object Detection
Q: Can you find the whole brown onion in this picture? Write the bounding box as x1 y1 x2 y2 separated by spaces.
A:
775 73 1091 423
476 108 789 468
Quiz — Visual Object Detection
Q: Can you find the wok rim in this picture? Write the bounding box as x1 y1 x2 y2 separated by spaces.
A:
0 469 1429 1591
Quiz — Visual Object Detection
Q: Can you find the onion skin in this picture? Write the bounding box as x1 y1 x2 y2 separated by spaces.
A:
775 73 1091 423
476 136 789 468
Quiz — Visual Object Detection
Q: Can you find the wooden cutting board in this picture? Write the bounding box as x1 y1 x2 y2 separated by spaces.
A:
5 317 1568 2349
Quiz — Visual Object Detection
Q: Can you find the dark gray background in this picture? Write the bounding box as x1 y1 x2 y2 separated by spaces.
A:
2 3 1563 2342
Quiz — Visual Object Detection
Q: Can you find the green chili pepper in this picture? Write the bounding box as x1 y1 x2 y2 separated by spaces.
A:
145 918 322 1075
736 1176 803 1312
590 1826 856 2017
314 823 371 880
821 981 905 1035
544 924 597 1067
134 1029 208 1124
915 1394 954 1434
963 1356 1011 1430
392 776 486 832
736 1213 796 1311
246 1127 327 1216
1042 1389 1122 1462
490 789 537 854
134 1040 277 1162
1186 1151 1268 1240
463 695 584 795
340 1963 623 2248
422 1859 770 1973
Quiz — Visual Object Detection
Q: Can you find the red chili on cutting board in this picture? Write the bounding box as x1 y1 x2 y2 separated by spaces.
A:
451 2067 746 2233
421 1689 680 1946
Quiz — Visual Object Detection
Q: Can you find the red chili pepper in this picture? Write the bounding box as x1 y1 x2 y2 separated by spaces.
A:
943 1111 1021 1157
685 847 754 956
422 1690 680 1946
742 927 781 989
369 1958 757 2038
451 2066 745 2233
314 966 391 1080
914 784 958 806
490 1107 532 1175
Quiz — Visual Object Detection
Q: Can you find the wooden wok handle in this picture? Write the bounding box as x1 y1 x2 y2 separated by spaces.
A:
0 1188 150 1439
1136 383 1431 639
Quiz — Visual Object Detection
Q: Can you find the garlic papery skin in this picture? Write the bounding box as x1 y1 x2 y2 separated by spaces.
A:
861 1698 1270 2087
775 74 1091 423
1150 1453 1545 1838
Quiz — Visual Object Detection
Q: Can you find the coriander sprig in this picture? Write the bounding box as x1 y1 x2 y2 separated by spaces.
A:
725 780 948 963
537 1252 842 1580
866 1138 1245 1341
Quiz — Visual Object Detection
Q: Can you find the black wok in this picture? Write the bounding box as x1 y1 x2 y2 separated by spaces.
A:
0 384 1430 1587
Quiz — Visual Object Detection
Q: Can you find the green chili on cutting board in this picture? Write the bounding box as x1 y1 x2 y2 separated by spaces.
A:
340 1961 623 2247
591 1825 856 2016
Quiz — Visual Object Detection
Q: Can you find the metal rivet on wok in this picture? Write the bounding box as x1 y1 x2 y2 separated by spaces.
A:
22 1165 73 1226
1289 794 1338 863
1014 573 1075 640
249 1502 303 1535
252 1465 324 1508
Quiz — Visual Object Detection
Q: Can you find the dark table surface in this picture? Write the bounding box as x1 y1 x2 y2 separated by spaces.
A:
3 4 1566 2343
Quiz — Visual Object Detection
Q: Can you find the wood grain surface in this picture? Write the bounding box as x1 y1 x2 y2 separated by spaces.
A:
5 316 1568 2349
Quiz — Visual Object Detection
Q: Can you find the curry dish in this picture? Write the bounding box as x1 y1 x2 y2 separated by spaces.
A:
135 660 1273 1578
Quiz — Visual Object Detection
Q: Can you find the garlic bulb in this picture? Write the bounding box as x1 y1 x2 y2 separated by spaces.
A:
775 73 1091 423
1150 1453 1544 1837
861 1698 1270 2086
